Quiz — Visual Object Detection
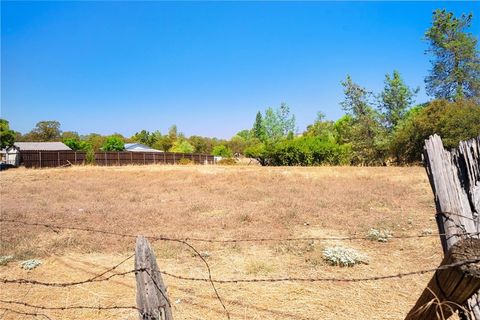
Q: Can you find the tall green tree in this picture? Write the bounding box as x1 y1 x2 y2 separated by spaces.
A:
263 103 296 141
252 111 266 142
340 76 387 165
27 121 62 141
425 9 480 100
0 119 15 149
378 71 419 131
168 125 178 141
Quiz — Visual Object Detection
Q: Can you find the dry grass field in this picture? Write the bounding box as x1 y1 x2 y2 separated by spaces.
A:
0 165 444 319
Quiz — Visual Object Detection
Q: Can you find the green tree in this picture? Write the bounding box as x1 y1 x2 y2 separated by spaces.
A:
28 121 62 141
340 76 387 165
0 119 15 149
169 140 194 153
131 130 156 147
102 136 125 151
263 103 296 141
378 71 419 131
168 125 178 141
425 9 480 100
61 131 80 141
64 138 92 151
212 145 233 158
244 143 270 166
86 133 106 152
304 112 336 142
391 99 480 163
252 111 266 141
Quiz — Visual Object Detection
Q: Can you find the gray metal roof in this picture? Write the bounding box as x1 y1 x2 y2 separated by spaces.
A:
125 143 163 152
14 142 72 151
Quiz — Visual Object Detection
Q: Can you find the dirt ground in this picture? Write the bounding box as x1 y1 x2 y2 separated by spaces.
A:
0 165 444 319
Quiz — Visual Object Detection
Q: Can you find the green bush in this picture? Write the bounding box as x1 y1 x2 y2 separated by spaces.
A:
169 140 194 153
269 137 352 166
102 136 125 151
212 145 233 158
391 99 480 163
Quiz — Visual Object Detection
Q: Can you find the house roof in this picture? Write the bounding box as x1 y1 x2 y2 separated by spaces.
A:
125 143 163 152
14 142 72 151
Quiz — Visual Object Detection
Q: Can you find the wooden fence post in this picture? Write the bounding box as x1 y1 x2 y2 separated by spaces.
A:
135 236 173 320
39 151 42 168
406 134 480 320
405 238 480 319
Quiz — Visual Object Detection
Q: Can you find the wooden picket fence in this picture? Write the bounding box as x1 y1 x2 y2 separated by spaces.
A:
19 150 214 168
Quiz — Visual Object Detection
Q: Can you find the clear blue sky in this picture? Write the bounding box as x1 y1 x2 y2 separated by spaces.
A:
2 1 479 139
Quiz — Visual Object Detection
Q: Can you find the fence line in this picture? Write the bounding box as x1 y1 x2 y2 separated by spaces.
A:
19 150 214 168
2 215 479 320
2 217 479 243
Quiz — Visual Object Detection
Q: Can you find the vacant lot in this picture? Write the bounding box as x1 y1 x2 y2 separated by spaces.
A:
0 165 441 319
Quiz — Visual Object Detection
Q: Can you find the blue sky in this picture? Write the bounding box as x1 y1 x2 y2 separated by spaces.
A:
2 1 479 139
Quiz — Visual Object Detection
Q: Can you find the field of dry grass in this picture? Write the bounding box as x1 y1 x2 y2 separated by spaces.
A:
0 165 443 319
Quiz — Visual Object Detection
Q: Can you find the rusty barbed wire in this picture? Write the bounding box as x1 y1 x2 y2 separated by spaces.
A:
0 300 138 312
0 307 52 320
1 212 478 320
2 258 479 287
2 217 479 243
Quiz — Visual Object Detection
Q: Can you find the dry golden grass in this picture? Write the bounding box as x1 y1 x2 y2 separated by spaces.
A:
0 165 444 319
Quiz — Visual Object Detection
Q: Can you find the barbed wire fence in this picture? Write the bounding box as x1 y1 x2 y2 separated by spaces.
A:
1 216 479 320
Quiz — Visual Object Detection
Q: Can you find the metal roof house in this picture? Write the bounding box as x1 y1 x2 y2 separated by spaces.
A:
125 143 163 152
13 142 72 151
1 142 72 167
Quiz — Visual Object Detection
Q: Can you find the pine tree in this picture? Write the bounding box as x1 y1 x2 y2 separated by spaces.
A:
425 10 480 100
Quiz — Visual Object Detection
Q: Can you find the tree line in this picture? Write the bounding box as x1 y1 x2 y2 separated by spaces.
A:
1 9 479 165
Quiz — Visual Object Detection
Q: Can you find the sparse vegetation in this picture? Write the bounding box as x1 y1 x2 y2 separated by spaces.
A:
322 246 369 267
367 228 393 242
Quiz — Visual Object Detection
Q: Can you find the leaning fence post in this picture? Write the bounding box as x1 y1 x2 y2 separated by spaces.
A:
135 236 173 320
406 134 480 320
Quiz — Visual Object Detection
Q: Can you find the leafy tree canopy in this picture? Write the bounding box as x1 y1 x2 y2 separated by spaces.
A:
425 9 480 101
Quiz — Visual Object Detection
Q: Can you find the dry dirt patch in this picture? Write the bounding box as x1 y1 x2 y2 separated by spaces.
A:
0 165 441 319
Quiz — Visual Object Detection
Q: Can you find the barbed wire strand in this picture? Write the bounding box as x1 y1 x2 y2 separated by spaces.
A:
0 307 52 320
2 258 479 286
0 300 138 312
2 217 479 243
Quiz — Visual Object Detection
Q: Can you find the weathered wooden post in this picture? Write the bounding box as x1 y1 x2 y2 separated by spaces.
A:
135 236 173 320
406 135 480 320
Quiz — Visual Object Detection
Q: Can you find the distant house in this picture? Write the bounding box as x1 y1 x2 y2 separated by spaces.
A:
13 142 72 151
125 143 163 153
1 142 72 167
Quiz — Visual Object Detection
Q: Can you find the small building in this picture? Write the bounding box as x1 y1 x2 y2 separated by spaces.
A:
14 142 72 151
1 142 72 167
125 143 163 153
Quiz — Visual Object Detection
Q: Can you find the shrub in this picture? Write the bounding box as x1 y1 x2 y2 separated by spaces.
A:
269 137 352 166
366 228 392 242
217 158 236 165
322 246 368 267
391 99 480 163
178 158 193 165
102 136 125 151
85 147 96 165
